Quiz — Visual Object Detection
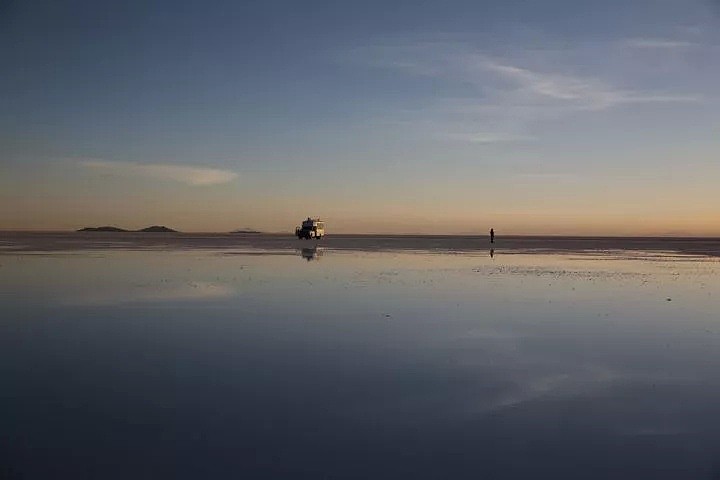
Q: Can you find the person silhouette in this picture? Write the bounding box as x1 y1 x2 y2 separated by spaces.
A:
490 228 495 244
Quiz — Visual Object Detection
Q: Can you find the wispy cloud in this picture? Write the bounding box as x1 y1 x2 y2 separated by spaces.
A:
478 58 701 110
443 131 536 144
512 172 582 182
344 39 703 142
626 38 699 49
80 160 238 186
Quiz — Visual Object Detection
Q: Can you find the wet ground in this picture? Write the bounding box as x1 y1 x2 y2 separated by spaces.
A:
2 231 720 257
1 233 720 478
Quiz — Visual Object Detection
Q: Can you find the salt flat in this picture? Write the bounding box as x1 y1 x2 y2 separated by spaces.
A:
1 236 719 479
2 231 720 257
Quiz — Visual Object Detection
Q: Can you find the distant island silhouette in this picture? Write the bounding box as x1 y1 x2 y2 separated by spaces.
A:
78 226 127 232
78 225 178 233
230 228 263 234
139 226 177 233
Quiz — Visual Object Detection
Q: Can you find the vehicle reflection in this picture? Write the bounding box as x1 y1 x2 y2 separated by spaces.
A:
299 247 324 261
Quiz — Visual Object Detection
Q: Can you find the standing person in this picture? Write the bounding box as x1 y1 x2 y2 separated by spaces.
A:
490 228 494 244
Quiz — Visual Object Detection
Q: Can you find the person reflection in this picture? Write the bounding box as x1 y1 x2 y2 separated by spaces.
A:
490 248 494 258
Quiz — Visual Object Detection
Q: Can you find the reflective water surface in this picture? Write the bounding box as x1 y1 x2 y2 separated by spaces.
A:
2 246 720 479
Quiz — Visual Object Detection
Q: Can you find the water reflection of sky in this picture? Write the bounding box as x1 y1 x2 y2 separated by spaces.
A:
2 249 720 478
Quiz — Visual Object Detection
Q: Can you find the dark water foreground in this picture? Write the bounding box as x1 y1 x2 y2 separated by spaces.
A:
1 239 720 479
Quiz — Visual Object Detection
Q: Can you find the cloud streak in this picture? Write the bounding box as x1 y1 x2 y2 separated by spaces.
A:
443 131 536 144
478 58 701 110
345 39 704 142
625 38 699 49
80 160 238 186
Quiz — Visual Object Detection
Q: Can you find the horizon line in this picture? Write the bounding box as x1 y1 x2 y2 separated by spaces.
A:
2 229 720 240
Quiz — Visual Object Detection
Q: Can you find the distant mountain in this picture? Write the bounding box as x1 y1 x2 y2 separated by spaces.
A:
137 226 177 233
77 226 128 232
78 225 178 233
231 228 262 234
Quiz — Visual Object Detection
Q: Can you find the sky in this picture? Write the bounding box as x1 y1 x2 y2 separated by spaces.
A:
1 0 719 235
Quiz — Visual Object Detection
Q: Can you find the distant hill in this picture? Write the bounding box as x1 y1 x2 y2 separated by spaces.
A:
78 225 178 233
137 226 177 233
231 228 262 234
77 226 128 232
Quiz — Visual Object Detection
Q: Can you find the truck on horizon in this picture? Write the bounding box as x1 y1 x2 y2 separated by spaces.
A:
295 218 325 240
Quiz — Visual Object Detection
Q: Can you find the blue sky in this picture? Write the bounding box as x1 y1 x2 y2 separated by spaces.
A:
2 0 719 233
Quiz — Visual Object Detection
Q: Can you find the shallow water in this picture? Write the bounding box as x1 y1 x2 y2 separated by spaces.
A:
2 247 720 479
